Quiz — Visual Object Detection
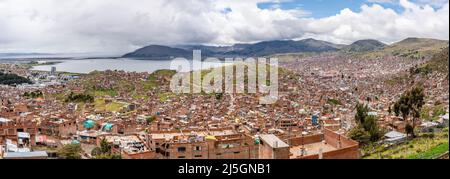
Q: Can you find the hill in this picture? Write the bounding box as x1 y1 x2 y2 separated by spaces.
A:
364 38 449 59
411 47 449 75
123 38 342 59
122 45 192 59
342 39 386 52
0 72 33 86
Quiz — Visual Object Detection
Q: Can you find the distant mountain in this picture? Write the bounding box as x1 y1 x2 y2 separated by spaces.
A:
123 38 342 59
224 39 341 57
363 37 449 58
122 45 192 59
342 39 386 52
123 38 449 59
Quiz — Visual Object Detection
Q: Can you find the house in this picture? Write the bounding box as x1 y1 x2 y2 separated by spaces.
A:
439 113 449 127
420 121 440 133
3 151 48 159
384 131 407 144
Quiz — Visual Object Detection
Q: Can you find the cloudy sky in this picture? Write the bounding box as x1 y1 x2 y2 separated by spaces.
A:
0 0 448 55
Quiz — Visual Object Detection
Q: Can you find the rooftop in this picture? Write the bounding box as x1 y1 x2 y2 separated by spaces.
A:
3 151 48 159
260 134 289 148
290 142 336 158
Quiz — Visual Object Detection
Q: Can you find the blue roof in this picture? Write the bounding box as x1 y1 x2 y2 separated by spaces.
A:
71 140 80 145
83 120 95 129
102 123 114 131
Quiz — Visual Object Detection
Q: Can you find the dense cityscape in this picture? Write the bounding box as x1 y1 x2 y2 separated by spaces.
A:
0 0 449 161
1 37 448 159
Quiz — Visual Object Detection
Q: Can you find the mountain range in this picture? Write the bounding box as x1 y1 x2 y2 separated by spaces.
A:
122 38 348 59
123 37 448 59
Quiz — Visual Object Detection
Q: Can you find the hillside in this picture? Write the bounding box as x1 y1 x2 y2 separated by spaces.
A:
364 38 449 59
122 45 192 59
342 39 386 52
123 38 342 59
411 47 449 75
0 72 32 85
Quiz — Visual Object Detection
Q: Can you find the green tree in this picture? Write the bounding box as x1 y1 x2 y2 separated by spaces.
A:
58 144 83 159
405 124 414 138
100 138 111 154
349 126 371 144
350 103 382 144
393 85 425 138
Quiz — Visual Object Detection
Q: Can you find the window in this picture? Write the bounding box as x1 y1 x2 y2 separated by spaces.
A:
177 147 186 152
178 156 186 159
194 146 202 151
194 155 202 158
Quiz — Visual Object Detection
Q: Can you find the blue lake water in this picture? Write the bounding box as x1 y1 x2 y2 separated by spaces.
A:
31 58 228 74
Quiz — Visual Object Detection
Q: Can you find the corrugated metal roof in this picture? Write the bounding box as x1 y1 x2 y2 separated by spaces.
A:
3 151 48 159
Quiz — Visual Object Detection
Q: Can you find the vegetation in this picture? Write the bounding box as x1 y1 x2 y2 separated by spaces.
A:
407 142 448 159
363 38 448 59
410 47 449 76
349 103 382 145
393 85 425 138
0 72 32 85
65 92 94 103
327 98 342 106
94 98 126 112
363 130 448 159
91 138 122 159
23 90 44 99
146 115 157 124
58 144 83 159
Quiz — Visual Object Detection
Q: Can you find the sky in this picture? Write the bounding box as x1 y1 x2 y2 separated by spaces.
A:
0 0 448 55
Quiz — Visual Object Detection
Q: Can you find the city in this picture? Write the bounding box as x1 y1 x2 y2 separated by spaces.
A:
0 0 448 161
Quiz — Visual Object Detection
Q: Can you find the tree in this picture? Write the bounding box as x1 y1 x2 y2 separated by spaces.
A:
91 138 120 159
0 72 32 85
393 85 425 138
146 115 156 125
91 147 102 156
355 103 369 124
100 138 112 154
405 124 414 137
349 126 371 144
58 144 83 159
349 103 382 144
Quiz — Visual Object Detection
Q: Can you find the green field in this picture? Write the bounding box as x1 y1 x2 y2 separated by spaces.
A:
363 130 449 159
407 142 449 159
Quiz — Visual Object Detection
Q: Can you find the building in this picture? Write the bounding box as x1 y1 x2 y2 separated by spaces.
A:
384 131 407 144
289 129 360 159
258 134 290 159
3 151 48 159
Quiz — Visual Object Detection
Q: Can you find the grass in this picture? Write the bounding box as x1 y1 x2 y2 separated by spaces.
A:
94 98 127 112
407 142 449 159
363 131 448 159
89 89 118 97
157 92 175 102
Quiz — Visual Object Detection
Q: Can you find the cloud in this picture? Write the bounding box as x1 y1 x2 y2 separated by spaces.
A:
0 0 448 54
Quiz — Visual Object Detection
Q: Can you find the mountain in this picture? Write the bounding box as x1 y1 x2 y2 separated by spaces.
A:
363 38 449 58
123 38 342 59
224 39 341 57
123 38 448 59
426 46 449 74
122 45 192 59
342 39 386 52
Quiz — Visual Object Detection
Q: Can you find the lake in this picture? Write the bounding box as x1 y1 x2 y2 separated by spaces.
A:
31 58 229 74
